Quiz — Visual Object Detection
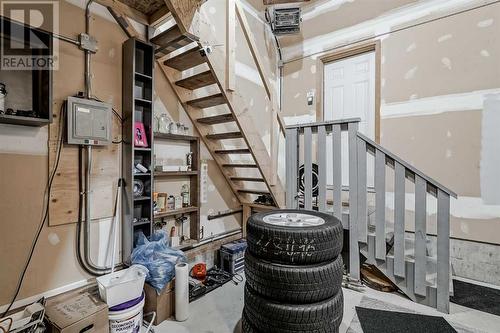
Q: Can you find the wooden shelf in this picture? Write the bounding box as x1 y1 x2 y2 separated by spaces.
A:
134 172 151 176
135 72 152 80
134 196 151 201
134 147 151 151
154 132 198 141
135 98 152 106
155 171 198 177
133 220 152 227
174 239 198 251
0 114 51 127
155 206 199 219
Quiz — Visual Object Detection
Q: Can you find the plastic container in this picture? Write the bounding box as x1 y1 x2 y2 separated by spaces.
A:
96 266 147 308
108 293 145 333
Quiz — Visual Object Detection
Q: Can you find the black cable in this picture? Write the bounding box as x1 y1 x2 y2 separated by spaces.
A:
2 102 66 318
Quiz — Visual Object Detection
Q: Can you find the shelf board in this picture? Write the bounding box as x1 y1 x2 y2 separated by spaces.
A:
155 171 198 177
174 239 198 251
133 220 152 227
0 114 51 127
154 132 198 142
134 147 151 151
134 196 151 201
154 206 198 219
135 72 152 80
135 98 152 106
134 172 151 176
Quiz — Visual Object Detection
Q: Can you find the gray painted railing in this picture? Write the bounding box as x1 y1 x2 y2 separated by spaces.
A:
285 119 456 313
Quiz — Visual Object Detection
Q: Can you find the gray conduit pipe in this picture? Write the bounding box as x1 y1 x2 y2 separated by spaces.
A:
77 0 115 276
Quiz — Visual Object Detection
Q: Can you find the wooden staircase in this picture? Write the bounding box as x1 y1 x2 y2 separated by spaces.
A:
149 3 285 207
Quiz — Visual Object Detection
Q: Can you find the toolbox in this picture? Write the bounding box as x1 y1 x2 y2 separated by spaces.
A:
220 239 247 275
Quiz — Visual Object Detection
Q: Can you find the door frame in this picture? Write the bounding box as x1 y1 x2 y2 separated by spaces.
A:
317 41 381 143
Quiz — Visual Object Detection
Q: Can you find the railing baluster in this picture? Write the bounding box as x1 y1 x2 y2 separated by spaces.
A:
304 127 313 210
285 128 298 208
375 149 386 260
332 124 342 221
317 126 327 212
357 138 367 243
437 189 450 313
414 175 428 296
394 162 406 278
348 122 360 280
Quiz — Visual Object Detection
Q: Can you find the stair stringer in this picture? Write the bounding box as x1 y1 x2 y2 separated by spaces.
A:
202 43 285 207
360 235 438 308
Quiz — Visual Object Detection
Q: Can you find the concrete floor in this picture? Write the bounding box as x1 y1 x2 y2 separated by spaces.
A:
154 276 500 333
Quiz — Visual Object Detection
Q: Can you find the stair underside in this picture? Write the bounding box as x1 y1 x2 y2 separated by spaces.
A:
175 71 216 90
156 35 193 58
237 188 269 195
231 177 264 182
197 113 234 124
164 47 206 71
222 163 258 168
188 94 226 108
206 132 243 140
215 148 251 154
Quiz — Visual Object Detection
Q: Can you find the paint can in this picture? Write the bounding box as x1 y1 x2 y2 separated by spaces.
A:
108 293 145 333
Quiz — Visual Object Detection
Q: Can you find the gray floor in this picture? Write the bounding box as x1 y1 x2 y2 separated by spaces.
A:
154 276 500 333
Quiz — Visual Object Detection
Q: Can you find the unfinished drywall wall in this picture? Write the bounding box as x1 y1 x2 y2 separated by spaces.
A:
0 0 241 309
281 0 500 283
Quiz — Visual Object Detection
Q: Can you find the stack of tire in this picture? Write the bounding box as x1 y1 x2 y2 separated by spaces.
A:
242 209 344 333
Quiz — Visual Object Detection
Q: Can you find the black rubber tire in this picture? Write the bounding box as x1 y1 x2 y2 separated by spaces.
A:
244 285 343 333
245 251 343 303
241 311 261 333
247 209 343 264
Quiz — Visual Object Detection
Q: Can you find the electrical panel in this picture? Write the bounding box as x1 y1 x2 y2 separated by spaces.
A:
67 96 112 145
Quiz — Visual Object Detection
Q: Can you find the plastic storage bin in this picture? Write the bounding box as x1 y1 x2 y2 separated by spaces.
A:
96 266 147 308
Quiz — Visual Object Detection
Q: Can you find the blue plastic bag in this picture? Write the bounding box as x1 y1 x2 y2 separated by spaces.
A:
131 230 186 293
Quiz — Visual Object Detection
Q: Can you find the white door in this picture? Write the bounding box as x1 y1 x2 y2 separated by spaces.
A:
324 52 376 186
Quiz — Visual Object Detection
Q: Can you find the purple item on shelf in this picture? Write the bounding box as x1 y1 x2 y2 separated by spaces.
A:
109 292 145 312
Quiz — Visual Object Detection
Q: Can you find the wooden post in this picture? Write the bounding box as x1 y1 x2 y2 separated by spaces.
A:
242 204 252 237
226 0 236 91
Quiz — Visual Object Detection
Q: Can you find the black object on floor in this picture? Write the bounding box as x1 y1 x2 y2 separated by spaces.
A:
450 279 500 316
355 307 457 333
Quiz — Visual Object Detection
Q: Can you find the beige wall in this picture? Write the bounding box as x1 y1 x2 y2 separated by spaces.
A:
0 0 244 308
282 1 500 244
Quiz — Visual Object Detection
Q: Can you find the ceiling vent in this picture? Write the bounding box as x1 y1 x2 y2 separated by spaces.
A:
271 7 302 35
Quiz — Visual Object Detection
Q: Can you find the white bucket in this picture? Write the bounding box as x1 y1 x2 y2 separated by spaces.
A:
108 294 145 333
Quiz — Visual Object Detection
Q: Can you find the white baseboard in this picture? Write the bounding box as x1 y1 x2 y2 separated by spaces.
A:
0 279 93 315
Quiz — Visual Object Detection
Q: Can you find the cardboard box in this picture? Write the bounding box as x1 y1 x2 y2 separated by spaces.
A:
45 287 109 333
143 281 174 325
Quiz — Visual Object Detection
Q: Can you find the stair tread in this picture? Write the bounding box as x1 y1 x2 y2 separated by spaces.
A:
155 35 194 58
197 113 234 125
236 188 270 195
215 148 251 154
231 177 265 182
175 71 216 90
206 131 243 140
222 163 258 168
164 47 206 71
187 93 226 108
151 25 183 46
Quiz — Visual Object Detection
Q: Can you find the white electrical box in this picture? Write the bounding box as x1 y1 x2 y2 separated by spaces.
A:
67 97 112 145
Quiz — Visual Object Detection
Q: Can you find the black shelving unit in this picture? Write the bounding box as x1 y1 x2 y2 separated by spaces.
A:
122 38 154 262
0 17 53 126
